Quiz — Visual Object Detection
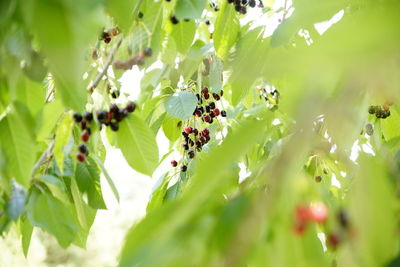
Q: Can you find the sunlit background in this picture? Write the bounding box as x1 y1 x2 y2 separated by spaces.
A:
0 0 354 265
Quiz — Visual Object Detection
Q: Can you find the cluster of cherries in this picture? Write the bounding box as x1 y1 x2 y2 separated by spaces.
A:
368 104 391 119
294 203 351 251
100 27 120 44
113 47 153 70
171 87 227 173
227 0 264 14
73 101 136 162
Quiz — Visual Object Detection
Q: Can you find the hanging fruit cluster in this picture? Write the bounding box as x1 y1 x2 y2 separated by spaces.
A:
294 203 353 251
113 47 153 70
73 101 136 162
100 27 120 44
368 104 391 119
171 87 227 173
227 0 264 14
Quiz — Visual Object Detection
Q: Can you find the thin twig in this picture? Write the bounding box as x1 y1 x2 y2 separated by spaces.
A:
31 139 55 176
88 37 123 94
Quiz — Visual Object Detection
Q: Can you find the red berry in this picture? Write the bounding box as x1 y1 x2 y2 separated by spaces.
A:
77 153 85 162
203 128 210 135
184 127 192 134
203 115 211 122
294 221 306 236
295 205 311 224
201 87 209 94
327 233 341 250
81 131 90 142
107 111 113 121
193 128 198 136
213 108 220 116
171 160 178 167
309 202 328 223
204 92 210 100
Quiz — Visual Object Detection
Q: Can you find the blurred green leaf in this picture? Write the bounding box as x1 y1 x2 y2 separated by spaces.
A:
214 1 239 60
0 103 36 187
175 0 207 20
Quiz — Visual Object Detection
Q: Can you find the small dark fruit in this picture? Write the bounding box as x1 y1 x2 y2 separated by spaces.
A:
80 120 87 130
221 110 227 117
188 150 195 159
171 160 178 167
126 101 136 113
84 112 93 122
110 104 119 114
77 153 86 162
180 165 187 172
204 92 210 100
213 108 220 116
110 121 119 131
203 128 210 135
212 93 220 100
111 90 120 99
144 47 153 57
78 144 88 155
201 87 209 94
193 128 198 136
170 15 179 24
73 112 83 123
209 102 215 109
182 143 189 150
81 131 90 142
315 175 322 183
368 105 376 114
97 110 107 122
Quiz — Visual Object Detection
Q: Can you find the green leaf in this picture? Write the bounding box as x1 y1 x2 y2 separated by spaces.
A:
70 176 97 248
213 1 239 60
27 189 81 248
75 157 106 210
27 0 103 111
21 218 33 257
106 0 141 31
165 91 197 120
175 0 207 20
36 98 64 141
53 113 73 172
115 114 159 176
210 55 223 94
162 114 182 142
147 173 171 212
6 182 26 220
229 28 269 106
171 20 196 55
0 103 36 187
94 155 120 202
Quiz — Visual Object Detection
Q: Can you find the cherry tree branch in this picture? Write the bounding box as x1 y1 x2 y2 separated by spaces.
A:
31 139 55 176
88 37 123 94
